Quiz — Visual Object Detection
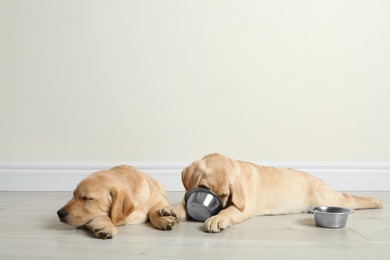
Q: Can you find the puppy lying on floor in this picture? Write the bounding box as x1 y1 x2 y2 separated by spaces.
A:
57 165 178 239
163 153 383 233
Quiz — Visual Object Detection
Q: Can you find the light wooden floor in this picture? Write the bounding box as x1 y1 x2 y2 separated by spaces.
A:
0 191 389 259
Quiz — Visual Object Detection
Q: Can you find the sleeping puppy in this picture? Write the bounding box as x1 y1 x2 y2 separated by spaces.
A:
170 153 383 233
57 165 179 239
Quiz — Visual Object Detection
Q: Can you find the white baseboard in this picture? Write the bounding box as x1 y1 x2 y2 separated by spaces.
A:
0 162 389 191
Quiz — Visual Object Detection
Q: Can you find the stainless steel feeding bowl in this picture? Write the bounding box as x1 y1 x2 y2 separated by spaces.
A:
312 206 354 228
185 188 223 222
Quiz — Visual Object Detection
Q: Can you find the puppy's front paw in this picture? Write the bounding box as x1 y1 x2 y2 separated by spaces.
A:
88 223 117 239
151 207 181 231
204 215 230 233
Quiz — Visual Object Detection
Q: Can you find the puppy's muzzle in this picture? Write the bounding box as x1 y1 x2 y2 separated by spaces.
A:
57 209 68 222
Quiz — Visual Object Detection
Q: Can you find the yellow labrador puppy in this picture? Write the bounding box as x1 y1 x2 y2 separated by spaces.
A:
169 153 383 233
57 165 178 239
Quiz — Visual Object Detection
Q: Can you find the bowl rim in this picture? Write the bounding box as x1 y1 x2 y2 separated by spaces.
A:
310 206 354 215
185 187 223 208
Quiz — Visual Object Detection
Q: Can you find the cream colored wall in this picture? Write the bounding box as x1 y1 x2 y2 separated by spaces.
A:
1 1 389 163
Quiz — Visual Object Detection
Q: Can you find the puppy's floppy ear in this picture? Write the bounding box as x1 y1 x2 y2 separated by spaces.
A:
110 187 135 225
181 165 201 191
229 180 245 212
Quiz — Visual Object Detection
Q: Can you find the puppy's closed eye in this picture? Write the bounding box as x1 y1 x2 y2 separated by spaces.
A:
82 196 93 201
218 193 228 199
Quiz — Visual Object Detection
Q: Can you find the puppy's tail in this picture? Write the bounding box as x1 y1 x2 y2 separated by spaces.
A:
338 193 383 210
310 184 383 210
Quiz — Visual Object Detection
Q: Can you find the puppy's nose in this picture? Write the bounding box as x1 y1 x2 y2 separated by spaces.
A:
57 209 68 219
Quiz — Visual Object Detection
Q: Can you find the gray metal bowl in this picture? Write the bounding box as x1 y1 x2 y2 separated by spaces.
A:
312 206 354 228
185 188 223 222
